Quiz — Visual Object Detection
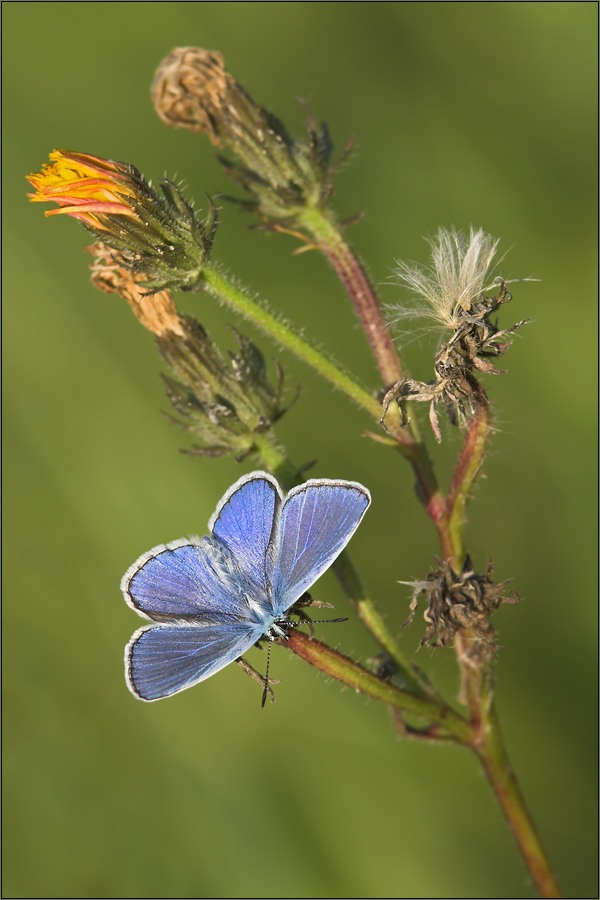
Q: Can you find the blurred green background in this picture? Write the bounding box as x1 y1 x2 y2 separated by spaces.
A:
3 2 597 897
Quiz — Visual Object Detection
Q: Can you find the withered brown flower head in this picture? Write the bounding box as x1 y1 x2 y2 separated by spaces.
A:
152 47 336 221
88 243 185 337
403 556 519 659
152 48 236 142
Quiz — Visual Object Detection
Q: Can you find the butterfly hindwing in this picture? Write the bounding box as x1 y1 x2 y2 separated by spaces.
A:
271 479 371 614
126 621 263 701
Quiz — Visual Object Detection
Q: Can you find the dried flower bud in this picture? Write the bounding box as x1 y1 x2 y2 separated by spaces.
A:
159 319 287 460
403 556 519 659
152 47 336 221
87 243 288 460
382 228 531 440
28 150 216 293
89 243 185 337
152 47 232 140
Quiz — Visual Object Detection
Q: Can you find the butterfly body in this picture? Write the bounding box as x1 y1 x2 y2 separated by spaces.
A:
122 471 370 701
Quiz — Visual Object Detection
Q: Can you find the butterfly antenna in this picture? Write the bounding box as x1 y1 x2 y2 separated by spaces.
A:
261 639 273 708
316 616 349 624
295 613 349 635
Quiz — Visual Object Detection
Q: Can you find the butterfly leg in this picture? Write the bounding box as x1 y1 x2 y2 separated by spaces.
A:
235 656 279 701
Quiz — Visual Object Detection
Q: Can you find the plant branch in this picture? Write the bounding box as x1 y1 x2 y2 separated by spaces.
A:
475 699 563 898
285 630 473 743
445 395 493 567
297 207 404 388
330 550 437 699
202 263 384 421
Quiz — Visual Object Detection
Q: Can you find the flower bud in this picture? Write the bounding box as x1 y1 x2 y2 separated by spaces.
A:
158 319 286 460
152 47 335 221
28 150 216 293
87 243 287 460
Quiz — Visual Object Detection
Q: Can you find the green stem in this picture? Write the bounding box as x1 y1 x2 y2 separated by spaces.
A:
445 396 493 566
286 630 473 743
475 699 563 898
202 263 383 421
443 400 559 897
331 550 437 699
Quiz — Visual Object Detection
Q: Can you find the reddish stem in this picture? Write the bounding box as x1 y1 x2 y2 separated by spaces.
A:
285 630 473 740
320 237 403 386
298 208 403 388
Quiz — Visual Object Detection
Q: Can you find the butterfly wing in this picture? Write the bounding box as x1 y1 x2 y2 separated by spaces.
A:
271 479 371 614
209 471 282 594
122 497 280 702
126 621 263 701
122 537 256 623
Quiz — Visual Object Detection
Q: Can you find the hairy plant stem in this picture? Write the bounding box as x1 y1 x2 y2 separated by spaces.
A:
297 207 404 387
202 264 384 421
445 395 492 565
476 697 563 898
443 404 561 898
330 550 436 699
285 630 473 743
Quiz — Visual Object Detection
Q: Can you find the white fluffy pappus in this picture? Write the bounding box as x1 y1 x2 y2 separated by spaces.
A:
387 227 502 334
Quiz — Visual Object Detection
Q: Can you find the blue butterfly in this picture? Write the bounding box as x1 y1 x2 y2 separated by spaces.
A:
122 471 370 702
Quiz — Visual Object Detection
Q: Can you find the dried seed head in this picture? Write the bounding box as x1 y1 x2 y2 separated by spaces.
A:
152 47 336 221
152 48 235 142
403 556 519 658
382 228 531 440
390 227 501 331
158 319 288 461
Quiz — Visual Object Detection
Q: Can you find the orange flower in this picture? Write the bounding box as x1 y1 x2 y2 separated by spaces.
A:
27 150 140 230
28 150 217 293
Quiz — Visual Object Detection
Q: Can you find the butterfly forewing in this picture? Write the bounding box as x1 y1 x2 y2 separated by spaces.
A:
127 621 263 701
271 480 371 614
122 537 259 623
209 472 281 593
